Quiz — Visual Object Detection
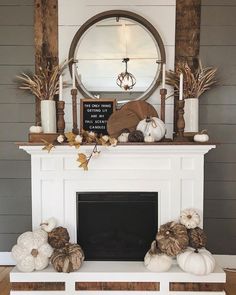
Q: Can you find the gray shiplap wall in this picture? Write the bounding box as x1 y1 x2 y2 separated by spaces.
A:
200 0 236 254
0 1 236 255
0 0 34 251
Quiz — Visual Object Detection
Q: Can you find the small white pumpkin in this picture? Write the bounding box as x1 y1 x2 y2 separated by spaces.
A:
11 229 53 272
180 208 201 229
29 125 43 133
136 117 166 142
40 217 57 233
144 133 155 143
194 130 209 143
144 241 172 272
57 135 64 143
75 135 83 143
118 132 129 143
177 247 215 276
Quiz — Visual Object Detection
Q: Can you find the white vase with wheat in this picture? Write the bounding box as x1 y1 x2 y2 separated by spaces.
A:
17 61 68 133
167 59 217 134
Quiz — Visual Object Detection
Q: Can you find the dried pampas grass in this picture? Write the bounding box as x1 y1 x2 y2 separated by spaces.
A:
166 59 217 99
16 60 70 101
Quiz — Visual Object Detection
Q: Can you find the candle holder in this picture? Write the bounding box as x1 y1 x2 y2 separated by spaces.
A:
174 99 189 142
56 101 65 134
160 88 167 123
71 88 79 134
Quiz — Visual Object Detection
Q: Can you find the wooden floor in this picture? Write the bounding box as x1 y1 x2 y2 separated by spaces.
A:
0 267 236 294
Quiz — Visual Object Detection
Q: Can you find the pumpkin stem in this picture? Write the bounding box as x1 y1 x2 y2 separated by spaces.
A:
146 116 152 122
201 129 208 134
40 222 49 226
194 249 199 253
31 249 39 257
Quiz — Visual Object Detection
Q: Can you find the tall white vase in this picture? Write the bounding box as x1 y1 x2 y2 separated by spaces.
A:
184 98 199 133
40 100 57 133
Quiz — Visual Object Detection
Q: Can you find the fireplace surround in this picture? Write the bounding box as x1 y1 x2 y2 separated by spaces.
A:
10 143 227 295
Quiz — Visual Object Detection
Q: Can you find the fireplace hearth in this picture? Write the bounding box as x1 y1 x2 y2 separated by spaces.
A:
77 192 158 261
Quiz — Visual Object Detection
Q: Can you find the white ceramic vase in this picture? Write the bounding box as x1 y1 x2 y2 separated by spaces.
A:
184 98 199 133
40 100 57 133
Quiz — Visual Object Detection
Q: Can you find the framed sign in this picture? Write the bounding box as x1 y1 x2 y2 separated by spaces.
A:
80 98 116 135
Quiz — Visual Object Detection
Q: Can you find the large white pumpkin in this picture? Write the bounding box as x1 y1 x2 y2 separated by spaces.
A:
177 247 215 275
12 229 53 272
144 241 172 272
136 117 166 141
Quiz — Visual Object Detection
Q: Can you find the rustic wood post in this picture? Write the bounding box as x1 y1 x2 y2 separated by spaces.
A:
34 0 58 126
174 0 201 134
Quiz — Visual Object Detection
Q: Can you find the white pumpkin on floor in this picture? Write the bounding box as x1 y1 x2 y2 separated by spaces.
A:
144 240 172 272
11 229 53 272
177 247 215 276
136 116 166 141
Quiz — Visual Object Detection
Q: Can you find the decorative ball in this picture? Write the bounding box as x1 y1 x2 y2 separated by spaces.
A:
156 221 189 257
48 226 70 249
144 240 173 272
177 247 215 275
51 243 85 273
188 227 207 249
180 208 201 229
128 130 144 142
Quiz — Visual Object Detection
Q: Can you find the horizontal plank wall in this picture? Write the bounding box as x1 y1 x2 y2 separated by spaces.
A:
0 0 34 254
58 0 176 138
200 0 236 254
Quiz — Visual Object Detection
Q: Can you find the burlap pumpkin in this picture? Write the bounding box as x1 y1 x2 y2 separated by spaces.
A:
48 226 70 249
156 221 189 257
51 243 85 273
188 227 207 249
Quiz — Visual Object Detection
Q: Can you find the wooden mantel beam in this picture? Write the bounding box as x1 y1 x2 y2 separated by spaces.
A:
175 0 201 66
34 0 58 125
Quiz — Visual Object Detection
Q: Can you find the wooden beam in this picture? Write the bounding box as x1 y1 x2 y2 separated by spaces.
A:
174 0 201 133
34 0 58 125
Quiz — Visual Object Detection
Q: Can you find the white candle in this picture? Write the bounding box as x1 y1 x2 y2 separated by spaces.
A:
59 74 63 101
162 63 166 89
179 73 183 100
72 63 76 89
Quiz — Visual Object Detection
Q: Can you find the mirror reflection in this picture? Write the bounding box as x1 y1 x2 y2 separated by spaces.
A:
72 16 163 102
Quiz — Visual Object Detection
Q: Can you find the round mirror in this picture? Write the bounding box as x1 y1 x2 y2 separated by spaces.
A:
69 10 165 104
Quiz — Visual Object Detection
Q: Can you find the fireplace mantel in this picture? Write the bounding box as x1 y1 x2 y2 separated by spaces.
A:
19 144 215 243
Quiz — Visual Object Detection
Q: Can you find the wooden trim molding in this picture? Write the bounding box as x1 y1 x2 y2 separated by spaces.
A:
75 282 160 291
11 282 65 291
34 0 58 125
169 282 224 292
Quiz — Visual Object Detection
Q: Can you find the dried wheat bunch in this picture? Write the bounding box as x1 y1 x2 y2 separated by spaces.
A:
17 60 69 100
166 59 217 99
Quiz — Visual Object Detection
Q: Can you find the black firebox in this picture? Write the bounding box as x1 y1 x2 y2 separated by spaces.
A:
77 192 158 261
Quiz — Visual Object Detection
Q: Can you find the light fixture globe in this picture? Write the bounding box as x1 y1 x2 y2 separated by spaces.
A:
116 58 136 91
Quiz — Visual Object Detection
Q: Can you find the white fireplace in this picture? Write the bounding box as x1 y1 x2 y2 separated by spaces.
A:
20 144 215 243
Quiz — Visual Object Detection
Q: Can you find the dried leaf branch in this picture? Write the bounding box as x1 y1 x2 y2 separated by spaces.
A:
166 59 217 99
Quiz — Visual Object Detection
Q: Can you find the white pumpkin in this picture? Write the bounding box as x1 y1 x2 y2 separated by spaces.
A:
118 132 129 143
29 125 43 133
40 217 57 232
177 247 215 275
144 241 172 272
180 208 201 229
144 134 155 143
194 130 209 143
136 117 166 141
12 229 53 272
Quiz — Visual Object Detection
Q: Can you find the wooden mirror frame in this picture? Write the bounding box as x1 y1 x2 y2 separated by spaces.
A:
68 10 166 101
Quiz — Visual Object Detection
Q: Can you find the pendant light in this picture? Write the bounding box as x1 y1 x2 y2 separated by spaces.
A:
116 58 136 91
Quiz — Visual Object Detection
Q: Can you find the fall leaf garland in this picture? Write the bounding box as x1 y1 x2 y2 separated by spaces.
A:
41 131 117 170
